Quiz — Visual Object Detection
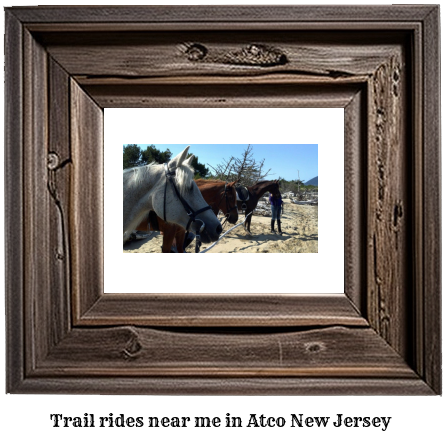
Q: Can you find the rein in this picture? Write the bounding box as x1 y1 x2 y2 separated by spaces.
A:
216 183 238 227
200 211 253 254
163 162 211 250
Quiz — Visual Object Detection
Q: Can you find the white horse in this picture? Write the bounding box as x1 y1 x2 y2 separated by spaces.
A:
124 146 222 244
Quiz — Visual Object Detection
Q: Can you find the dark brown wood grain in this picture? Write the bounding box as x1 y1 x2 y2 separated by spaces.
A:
5 10 24 393
422 6 441 393
4 6 441 395
344 89 366 313
48 58 72 344
9 5 437 24
80 294 366 327
366 52 409 357
41 32 399 79
12 376 434 396
70 81 104 321
23 29 50 370
36 326 415 378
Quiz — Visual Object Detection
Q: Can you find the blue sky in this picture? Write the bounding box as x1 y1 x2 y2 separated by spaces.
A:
134 144 318 182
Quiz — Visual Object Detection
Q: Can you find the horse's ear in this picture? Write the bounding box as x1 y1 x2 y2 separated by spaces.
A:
170 145 191 168
184 154 194 166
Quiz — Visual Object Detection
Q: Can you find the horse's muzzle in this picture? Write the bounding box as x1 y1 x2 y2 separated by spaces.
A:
199 223 222 244
228 213 239 225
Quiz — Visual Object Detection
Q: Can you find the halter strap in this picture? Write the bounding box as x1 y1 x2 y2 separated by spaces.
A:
224 182 238 215
215 182 238 227
163 162 212 239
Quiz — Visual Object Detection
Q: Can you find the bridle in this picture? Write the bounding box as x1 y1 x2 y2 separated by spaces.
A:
217 183 238 226
163 162 212 251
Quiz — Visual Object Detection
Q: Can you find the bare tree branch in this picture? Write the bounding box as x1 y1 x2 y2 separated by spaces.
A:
209 145 273 185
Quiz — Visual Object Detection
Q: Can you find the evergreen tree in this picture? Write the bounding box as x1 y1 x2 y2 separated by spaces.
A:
188 153 209 179
123 144 142 169
123 144 173 169
141 145 172 164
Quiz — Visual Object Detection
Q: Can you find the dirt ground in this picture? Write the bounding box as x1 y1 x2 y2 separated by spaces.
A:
123 202 318 254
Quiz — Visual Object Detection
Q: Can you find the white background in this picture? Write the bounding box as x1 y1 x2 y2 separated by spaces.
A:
108 108 344 294
1 1 442 437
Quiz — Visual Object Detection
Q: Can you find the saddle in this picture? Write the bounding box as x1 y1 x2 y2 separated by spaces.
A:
235 186 249 202
236 186 249 212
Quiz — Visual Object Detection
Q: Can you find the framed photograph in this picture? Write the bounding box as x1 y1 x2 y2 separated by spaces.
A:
110 109 341 295
5 5 440 394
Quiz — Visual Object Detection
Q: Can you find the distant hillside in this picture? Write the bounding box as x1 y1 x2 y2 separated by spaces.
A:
305 176 318 186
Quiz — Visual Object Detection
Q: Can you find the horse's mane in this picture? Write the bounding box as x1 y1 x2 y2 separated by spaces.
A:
172 160 195 196
123 164 154 188
248 179 280 196
123 160 195 196
250 179 277 188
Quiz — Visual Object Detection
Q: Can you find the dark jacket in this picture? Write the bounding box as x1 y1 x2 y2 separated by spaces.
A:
269 194 283 207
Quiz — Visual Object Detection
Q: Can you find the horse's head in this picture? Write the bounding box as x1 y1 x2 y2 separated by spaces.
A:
224 181 239 224
269 179 282 197
152 146 222 244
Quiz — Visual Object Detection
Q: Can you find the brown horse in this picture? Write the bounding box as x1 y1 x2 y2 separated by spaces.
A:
237 179 281 233
135 179 238 252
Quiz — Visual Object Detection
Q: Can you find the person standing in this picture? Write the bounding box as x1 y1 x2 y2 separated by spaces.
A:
269 192 283 235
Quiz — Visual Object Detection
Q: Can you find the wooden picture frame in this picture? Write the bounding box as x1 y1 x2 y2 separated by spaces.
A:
5 5 441 394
